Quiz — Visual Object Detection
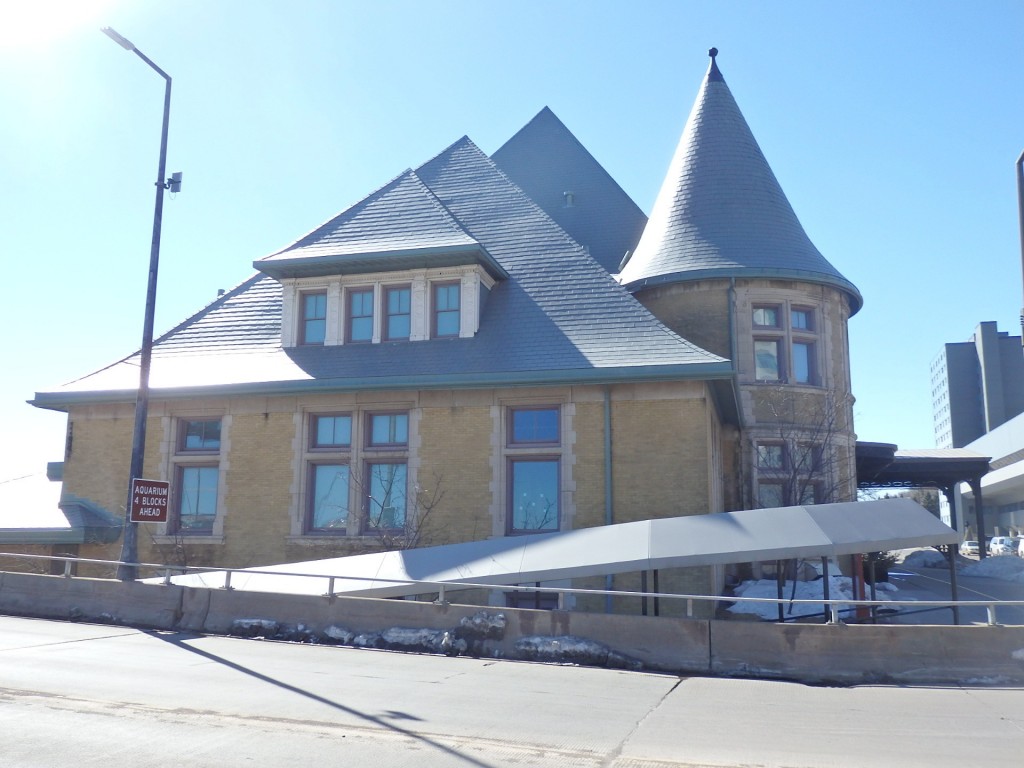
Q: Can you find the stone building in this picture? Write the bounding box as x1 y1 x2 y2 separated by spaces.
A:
19 51 861 610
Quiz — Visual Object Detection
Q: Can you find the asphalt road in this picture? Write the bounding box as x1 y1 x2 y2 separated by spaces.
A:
885 560 1024 626
1 615 1022 767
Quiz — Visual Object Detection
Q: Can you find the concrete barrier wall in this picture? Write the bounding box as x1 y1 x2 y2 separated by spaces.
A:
3 571 1022 685
0 571 184 630
710 620 1024 684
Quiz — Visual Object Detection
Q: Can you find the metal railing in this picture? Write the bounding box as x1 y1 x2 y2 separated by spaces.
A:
2 551 1023 626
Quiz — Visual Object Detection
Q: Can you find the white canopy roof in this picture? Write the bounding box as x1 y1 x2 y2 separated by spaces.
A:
161 498 955 599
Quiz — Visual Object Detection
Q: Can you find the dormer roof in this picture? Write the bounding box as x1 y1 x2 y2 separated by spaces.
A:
619 49 862 314
255 166 507 281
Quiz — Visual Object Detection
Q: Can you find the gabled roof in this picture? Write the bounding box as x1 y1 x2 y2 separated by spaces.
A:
491 107 648 274
619 50 862 314
256 169 506 281
34 136 731 408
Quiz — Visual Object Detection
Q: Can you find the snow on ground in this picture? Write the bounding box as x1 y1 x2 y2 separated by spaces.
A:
961 555 1024 584
729 548 1024 622
727 572 895 621
901 549 948 568
899 546 1024 584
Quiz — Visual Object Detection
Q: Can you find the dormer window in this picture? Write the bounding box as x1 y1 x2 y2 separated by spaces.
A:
432 281 460 338
300 292 327 346
385 285 412 341
347 287 374 343
279 264 497 348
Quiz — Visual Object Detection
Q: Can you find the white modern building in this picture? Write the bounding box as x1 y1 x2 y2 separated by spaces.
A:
958 412 1024 539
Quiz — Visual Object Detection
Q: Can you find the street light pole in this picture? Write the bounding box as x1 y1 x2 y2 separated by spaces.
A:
103 27 173 581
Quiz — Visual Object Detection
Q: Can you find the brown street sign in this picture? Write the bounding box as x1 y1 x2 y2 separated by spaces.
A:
129 478 170 523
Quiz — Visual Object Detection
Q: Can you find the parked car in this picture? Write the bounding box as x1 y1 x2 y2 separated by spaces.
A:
1019 538 1024 557
989 536 1015 555
960 540 979 556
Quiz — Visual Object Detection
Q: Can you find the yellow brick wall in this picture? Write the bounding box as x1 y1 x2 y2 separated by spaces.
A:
215 411 293 566
634 280 732 359
20 382 728 613
570 400 608 530
63 404 135 519
416 403 494 545
610 396 710 521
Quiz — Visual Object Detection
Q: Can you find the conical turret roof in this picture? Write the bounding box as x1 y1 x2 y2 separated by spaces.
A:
619 49 861 314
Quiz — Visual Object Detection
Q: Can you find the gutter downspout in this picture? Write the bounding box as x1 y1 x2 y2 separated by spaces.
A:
728 279 744 428
604 385 614 613
1017 150 1024 342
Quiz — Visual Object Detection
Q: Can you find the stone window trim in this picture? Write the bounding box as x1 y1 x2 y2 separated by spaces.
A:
384 284 412 341
177 418 222 455
752 304 781 329
755 477 821 509
755 441 785 471
308 412 353 451
748 300 821 387
365 411 409 450
507 405 561 447
753 438 826 509
153 414 229 543
171 463 220 535
294 407 415 539
362 459 408 535
306 461 351 535
498 403 569 537
431 280 461 338
346 285 375 344
299 290 327 346
506 455 561 535
278 266 496 348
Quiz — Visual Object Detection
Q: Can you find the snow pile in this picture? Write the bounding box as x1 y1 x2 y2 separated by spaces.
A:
727 573 895 621
229 618 281 638
323 625 354 644
961 556 1024 584
222 610 643 670
457 611 506 640
514 636 642 670
901 549 948 568
346 627 467 655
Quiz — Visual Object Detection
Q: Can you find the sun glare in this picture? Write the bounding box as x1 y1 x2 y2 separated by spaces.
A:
0 0 120 49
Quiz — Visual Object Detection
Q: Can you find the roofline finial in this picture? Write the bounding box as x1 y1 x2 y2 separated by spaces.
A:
707 46 724 82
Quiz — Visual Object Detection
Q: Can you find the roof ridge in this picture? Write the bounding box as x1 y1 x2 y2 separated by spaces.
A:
418 132 596 264
406 168 478 242
265 167 416 258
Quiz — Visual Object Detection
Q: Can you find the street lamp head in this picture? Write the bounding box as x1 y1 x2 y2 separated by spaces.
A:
101 26 135 51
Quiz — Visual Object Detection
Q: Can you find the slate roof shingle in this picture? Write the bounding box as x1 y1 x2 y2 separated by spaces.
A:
491 107 648 274
256 169 506 280
35 132 730 407
618 51 862 314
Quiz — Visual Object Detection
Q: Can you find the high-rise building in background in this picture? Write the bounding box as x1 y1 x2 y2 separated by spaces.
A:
933 322 1024 539
931 321 1024 448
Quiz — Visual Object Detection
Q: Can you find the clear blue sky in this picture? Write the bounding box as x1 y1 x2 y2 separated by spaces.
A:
2 1 1023 482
